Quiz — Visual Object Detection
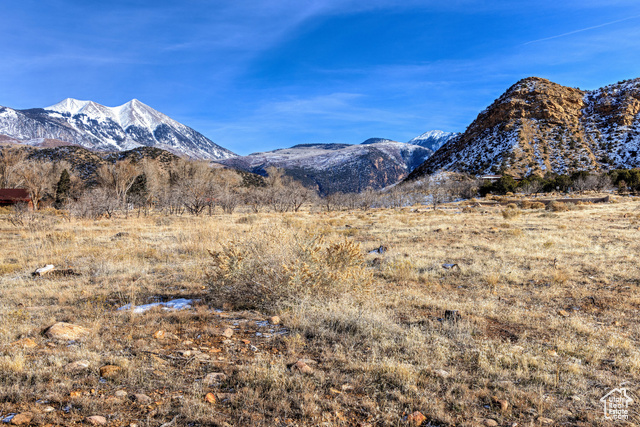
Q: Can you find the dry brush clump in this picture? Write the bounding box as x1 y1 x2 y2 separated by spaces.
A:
207 226 372 311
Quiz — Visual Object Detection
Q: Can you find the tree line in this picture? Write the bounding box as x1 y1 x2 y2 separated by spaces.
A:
2 147 638 216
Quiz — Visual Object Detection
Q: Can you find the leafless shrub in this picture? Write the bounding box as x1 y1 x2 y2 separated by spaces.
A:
502 205 521 219
547 201 570 212
68 187 120 219
208 228 372 310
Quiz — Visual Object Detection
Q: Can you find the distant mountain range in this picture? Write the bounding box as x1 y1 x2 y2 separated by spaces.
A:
409 77 640 180
0 98 235 160
407 130 458 152
216 140 433 194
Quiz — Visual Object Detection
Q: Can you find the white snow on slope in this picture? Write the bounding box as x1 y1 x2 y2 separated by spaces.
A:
407 130 458 151
46 98 181 131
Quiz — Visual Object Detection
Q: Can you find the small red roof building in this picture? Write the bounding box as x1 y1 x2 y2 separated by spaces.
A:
0 189 33 209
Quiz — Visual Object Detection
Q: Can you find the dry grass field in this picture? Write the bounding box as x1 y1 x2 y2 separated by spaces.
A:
1 197 639 426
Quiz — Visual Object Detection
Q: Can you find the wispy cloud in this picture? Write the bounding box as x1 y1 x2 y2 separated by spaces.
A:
523 14 640 45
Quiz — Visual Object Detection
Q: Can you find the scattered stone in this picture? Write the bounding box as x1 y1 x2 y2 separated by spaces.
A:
43 406 55 413
434 369 450 379
558 310 570 317
292 360 313 374
269 316 281 325
482 419 498 427
65 360 91 373
10 413 33 425
497 399 509 411
85 415 107 425
153 330 165 339
341 384 354 391
205 392 217 404
406 411 426 426
99 365 122 379
132 393 152 404
115 390 128 398
45 322 89 341
33 264 55 276
10 337 37 349
570 395 581 401
177 350 192 357
194 353 211 362
221 328 234 338
203 372 227 385
537 417 554 425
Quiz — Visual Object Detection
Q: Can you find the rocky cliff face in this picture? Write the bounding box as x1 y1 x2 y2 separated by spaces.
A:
217 141 433 195
408 77 640 179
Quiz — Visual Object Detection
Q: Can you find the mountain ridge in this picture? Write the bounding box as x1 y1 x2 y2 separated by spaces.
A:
216 140 433 195
408 76 640 180
0 99 235 160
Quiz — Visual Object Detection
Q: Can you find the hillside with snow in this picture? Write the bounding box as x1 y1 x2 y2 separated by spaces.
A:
408 77 640 180
407 130 458 152
217 140 433 194
0 99 235 160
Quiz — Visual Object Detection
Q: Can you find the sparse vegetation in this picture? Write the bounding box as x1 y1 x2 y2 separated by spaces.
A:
1 193 639 425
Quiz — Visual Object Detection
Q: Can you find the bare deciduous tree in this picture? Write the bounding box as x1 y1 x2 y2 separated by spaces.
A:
96 160 139 207
20 160 60 210
0 148 26 188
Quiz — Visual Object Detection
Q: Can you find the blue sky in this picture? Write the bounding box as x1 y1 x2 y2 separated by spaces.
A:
1 1 640 155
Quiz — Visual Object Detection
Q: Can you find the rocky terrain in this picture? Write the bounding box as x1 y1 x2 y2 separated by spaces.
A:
216 140 433 194
0 99 236 160
409 77 640 179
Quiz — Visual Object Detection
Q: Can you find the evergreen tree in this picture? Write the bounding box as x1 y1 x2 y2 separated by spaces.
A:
55 169 71 208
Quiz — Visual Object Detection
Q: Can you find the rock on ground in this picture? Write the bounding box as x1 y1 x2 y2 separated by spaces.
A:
85 415 107 425
407 411 426 426
10 337 37 348
292 360 313 374
45 322 89 341
132 393 152 404
99 365 122 378
64 360 91 373
203 372 227 385
10 413 33 425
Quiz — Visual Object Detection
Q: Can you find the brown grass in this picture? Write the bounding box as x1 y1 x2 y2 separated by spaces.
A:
1 198 639 426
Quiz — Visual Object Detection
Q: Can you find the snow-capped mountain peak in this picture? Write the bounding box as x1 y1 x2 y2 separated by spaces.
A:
0 98 237 160
407 130 458 152
46 98 175 131
46 98 92 115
